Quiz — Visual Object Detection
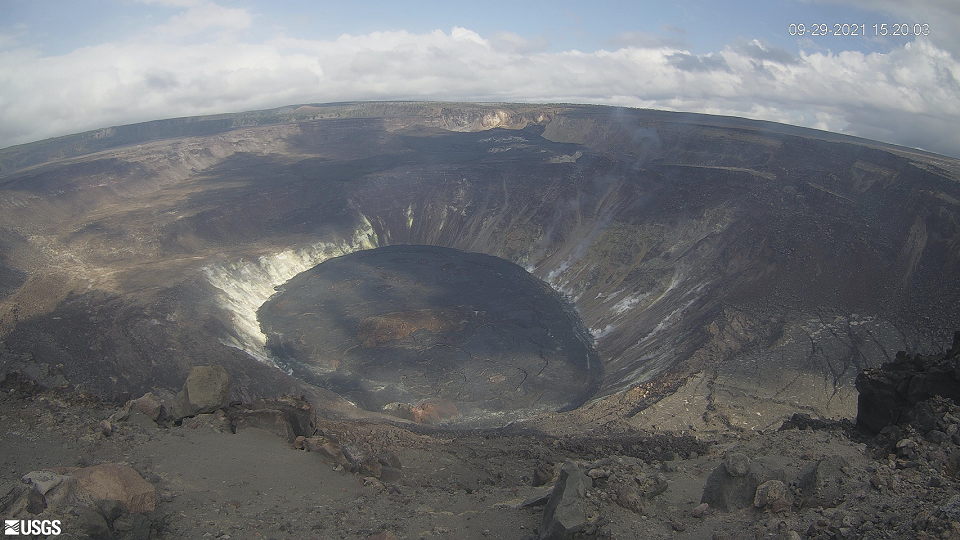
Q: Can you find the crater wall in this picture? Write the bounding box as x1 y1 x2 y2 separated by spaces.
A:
1 103 958 425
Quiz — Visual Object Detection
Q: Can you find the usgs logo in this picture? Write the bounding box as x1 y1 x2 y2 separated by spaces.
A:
4 520 61 536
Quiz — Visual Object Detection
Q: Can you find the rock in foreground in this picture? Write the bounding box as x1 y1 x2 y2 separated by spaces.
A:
856 331 960 434
172 365 230 421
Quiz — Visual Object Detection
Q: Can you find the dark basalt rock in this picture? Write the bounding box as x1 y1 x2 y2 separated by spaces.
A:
856 331 960 434
797 456 851 509
778 413 854 432
700 455 786 512
541 462 593 540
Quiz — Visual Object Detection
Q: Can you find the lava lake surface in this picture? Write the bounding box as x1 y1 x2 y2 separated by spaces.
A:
258 245 603 426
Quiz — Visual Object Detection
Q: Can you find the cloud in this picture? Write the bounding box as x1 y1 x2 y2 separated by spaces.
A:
489 31 549 54
802 0 960 60
667 52 729 72
2 2 960 159
151 1 253 38
734 39 800 65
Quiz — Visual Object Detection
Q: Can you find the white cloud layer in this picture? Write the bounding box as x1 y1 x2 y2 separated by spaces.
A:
2 3 959 158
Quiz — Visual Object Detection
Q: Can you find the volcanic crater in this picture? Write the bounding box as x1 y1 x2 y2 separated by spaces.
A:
1 102 958 430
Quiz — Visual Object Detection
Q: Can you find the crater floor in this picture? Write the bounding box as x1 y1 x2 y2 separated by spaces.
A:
258 245 603 426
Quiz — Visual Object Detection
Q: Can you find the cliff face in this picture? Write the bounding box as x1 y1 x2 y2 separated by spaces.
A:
1 103 958 425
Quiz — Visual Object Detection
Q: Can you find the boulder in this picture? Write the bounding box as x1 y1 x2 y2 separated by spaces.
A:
232 408 297 442
377 452 402 470
302 436 349 466
258 395 315 435
939 494 960 521
379 467 403 484
181 410 231 432
4 472 83 520
635 473 668 498
753 479 790 511
701 455 785 512
229 395 315 442
69 463 156 514
616 485 645 514
21 470 75 500
358 457 382 479
856 331 960 434
73 505 113 539
130 392 164 422
797 456 851 509
405 399 460 425
0 355 70 396
532 460 556 487
172 365 230 421
541 461 593 540
724 452 750 477
4 465 156 540
14 471 88 518
1 482 46 516
518 488 554 508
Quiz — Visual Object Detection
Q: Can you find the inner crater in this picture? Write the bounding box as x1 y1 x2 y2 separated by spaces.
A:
257 245 603 426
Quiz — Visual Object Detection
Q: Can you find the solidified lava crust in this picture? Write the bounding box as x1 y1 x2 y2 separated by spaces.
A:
258 245 603 426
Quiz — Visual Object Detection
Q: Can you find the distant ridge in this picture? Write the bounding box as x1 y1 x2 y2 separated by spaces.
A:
3 102 954 177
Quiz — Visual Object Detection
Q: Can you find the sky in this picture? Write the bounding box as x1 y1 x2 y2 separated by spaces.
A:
2 0 959 158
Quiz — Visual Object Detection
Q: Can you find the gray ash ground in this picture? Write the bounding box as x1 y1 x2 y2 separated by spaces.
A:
3 334 960 540
258 245 602 427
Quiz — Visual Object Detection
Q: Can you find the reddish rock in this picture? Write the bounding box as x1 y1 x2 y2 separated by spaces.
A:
131 392 163 421
67 463 156 514
691 502 710 518
408 399 459 425
754 480 790 511
303 436 349 465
